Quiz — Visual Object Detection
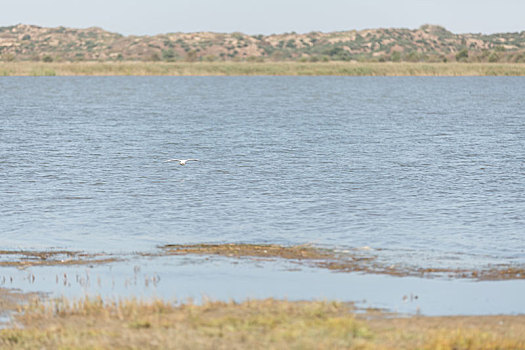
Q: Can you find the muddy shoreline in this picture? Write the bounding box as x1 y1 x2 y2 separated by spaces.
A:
0 250 119 268
159 243 525 280
1 244 524 281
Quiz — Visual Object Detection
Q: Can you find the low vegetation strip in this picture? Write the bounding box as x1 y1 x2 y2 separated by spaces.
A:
161 243 525 280
0 250 118 268
162 243 338 260
1 61 525 76
1 297 524 349
1 244 524 279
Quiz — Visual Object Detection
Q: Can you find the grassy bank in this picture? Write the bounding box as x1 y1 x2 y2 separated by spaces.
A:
1 61 525 76
1 297 524 349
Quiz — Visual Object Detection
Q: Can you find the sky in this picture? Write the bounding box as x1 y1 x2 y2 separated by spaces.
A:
1 0 524 36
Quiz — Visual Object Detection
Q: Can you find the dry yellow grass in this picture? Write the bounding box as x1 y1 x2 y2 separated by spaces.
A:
1 297 524 349
1 61 525 76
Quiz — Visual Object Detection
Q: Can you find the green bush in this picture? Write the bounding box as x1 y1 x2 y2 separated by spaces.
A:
323 47 351 61
456 48 469 62
488 52 500 62
247 56 264 62
150 53 161 61
162 49 176 61
185 50 198 62
2 53 15 62
514 53 525 63
405 51 422 62
390 51 401 62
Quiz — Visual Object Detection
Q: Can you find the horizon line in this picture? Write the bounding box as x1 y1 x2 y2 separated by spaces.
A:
3 22 525 37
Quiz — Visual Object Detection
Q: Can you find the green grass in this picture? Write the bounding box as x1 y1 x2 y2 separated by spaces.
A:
1 61 525 76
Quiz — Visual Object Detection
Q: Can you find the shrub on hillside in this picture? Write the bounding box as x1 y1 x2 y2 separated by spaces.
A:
2 53 15 62
323 47 351 61
162 49 176 61
488 52 500 62
456 48 469 62
390 51 401 62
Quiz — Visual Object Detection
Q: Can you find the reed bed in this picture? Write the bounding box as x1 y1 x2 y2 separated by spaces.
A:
1 61 525 76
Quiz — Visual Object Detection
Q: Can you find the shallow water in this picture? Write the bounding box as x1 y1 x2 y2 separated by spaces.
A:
1 76 525 270
2 256 525 316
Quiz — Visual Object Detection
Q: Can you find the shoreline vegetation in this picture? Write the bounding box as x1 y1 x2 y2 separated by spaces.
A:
1 295 525 349
2 61 525 76
2 244 525 280
2 244 525 348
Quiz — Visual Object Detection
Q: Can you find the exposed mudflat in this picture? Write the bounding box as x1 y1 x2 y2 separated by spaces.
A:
0 250 119 268
1 244 524 281
159 243 525 281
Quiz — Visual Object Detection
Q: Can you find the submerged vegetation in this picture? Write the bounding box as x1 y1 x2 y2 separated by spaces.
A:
1 296 524 349
160 243 525 280
1 61 525 76
1 244 524 279
0 250 118 268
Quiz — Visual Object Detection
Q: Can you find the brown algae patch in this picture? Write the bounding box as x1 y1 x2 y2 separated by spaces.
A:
160 243 525 281
0 250 118 268
161 243 340 260
2 245 523 280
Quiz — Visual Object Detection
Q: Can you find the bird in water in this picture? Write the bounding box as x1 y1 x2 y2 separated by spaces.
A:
163 158 199 166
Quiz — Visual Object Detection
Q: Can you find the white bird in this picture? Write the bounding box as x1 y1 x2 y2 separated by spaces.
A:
163 158 199 166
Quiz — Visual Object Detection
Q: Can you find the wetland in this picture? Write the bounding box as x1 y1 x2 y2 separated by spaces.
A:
1 76 524 347
2 61 525 77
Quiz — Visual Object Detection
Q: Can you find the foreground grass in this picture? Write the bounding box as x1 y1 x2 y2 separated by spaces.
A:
1 61 525 76
1 297 524 349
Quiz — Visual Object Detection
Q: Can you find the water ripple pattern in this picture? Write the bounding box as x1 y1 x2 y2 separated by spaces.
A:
1 76 524 269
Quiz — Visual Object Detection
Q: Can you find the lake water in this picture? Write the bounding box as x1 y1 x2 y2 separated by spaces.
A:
1 76 525 271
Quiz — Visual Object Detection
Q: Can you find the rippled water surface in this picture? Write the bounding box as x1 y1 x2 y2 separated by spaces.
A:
1 76 525 269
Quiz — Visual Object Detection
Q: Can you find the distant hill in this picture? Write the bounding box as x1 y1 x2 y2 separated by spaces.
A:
1 24 525 63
